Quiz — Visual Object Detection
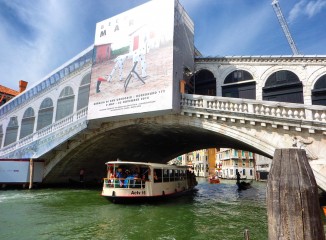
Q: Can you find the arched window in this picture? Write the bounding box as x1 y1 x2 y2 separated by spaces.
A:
0 125 3 148
222 70 256 99
224 70 253 84
190 69 216 96
37 98 54 131
56 86 75 121
77 73 91 110
4 116 18 146
20 107 35 139
263 70 303 103
312 75 326 106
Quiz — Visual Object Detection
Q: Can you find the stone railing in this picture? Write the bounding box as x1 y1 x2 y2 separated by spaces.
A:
0 107 88 157
181 94 326 131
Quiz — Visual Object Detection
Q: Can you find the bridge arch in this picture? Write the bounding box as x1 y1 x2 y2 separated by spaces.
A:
19 107 35 139
77 72 91 110
312 74 326 106
216 65 257 98
262 70 303 104
191 69 216 96
0 125 3 148
55 86 75 121
4 116 19 147
306 67 326 106
37 98 54 131
43 114 277 183
222 69 256 99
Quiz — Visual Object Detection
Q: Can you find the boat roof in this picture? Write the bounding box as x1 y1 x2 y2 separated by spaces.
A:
105 161 188 169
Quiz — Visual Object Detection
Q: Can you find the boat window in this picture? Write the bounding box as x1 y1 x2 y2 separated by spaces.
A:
154 168 162 183
103 164 146 189
175 170 180 180
163 169 169 182
180 170 186 180
169 169 175 182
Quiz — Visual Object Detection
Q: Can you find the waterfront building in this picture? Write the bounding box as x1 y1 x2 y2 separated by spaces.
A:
217 148 255 180
191 148 216 177
185 152 194 170
255 154 272 181
0 80 27 106
207 148 218 176
192 149 208 177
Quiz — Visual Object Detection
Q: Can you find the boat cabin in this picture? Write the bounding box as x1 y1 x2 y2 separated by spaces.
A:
102 161 197 202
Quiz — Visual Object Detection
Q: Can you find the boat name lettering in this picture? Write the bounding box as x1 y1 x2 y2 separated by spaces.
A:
131 190 145 195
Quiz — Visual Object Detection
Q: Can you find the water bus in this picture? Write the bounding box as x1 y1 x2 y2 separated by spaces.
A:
102 161 197 203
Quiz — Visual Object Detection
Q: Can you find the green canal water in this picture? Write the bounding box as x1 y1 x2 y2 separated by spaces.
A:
0 179 268 240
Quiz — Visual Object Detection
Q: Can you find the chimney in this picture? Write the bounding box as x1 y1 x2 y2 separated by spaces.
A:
19 80 28 93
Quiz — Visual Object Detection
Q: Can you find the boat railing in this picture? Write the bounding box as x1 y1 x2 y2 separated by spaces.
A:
103 177 145 189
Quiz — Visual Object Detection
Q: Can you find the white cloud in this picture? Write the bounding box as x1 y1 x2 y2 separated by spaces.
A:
289 0 326 22
0 0 90 90
288 0 306 23
306 0 326 18
0 0 149 90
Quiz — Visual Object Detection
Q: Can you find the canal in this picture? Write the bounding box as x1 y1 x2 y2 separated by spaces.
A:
0 179 268 240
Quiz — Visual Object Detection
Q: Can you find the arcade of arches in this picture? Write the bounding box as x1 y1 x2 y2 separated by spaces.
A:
191 69 326 106
1 73 91 148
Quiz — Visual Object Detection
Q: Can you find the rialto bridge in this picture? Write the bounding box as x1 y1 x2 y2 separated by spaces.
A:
0 48 325 189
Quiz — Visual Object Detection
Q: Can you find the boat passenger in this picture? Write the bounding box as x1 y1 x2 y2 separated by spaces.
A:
153 171 158 181
116 168 124 187
148 168 158 182
124 170 134 188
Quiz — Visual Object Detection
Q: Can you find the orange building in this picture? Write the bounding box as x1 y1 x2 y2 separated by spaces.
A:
207 148 218 176
0 80 27 106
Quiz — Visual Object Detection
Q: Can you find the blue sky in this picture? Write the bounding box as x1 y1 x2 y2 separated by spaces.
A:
1 0 326 90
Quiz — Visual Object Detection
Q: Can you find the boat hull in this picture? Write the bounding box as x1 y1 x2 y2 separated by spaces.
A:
102 188 196 204
209 179 220 184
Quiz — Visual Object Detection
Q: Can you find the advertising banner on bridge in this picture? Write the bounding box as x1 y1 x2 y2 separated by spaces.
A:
87 0 194 120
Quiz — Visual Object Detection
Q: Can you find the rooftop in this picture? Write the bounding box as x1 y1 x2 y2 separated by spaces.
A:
0 85 19 96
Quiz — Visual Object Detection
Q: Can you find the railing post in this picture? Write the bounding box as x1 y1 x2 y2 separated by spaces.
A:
305 109 313 121
202 98 207 108
247 103 254 114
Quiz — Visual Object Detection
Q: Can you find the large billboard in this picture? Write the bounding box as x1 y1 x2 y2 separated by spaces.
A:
87 0 187 120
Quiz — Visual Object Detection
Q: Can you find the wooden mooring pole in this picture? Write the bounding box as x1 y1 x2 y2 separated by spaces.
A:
29 158 34 189
267 149 325 240
243 229 250 240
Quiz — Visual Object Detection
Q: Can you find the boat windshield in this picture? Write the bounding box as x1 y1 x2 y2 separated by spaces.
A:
103 163 190 188
104 163 150 189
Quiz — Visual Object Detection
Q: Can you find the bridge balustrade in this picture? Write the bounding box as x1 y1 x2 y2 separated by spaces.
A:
181 94 326 125
0 107 87 157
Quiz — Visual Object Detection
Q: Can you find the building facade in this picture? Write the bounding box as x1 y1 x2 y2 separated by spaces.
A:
217 148 255 180
255 154 272 181
190 148 217 177
173 148 269 181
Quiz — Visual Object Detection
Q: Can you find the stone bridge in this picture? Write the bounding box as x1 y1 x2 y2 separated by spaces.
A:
0 47 326 189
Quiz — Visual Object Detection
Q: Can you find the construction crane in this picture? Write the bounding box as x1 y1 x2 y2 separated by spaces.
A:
271 0 299 55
